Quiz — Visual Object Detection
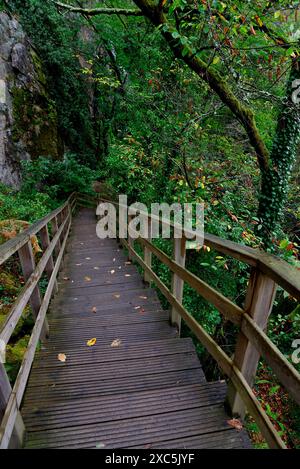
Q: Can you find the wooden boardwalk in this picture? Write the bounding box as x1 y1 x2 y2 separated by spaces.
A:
21 208 251 449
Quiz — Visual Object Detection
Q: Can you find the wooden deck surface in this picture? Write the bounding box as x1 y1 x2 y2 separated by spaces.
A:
22 208 251 449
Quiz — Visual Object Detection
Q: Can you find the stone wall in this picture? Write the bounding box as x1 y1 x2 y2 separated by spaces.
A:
0 11 62 188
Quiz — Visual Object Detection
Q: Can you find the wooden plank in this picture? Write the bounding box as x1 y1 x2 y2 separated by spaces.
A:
23 369 204 405
24 405 244 449
22 383 227 431
227 269 277 418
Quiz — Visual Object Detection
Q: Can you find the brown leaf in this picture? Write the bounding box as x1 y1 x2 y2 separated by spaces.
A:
92 307 97 313
227 419 243 431
58 353 67 363
114 294 121 299
85 276 92 282
63 277 70 281
111 338 122 347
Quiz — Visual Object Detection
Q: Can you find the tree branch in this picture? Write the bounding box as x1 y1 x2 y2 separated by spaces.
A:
53 1 143 17
133 0 270 172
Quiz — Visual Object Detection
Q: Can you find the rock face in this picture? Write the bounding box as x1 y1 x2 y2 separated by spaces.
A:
0 12 62 188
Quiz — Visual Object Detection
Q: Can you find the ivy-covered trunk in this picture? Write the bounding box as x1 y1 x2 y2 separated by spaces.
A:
257 59 300 244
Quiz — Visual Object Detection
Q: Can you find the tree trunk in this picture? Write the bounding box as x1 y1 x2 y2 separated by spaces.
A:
258 59 300 243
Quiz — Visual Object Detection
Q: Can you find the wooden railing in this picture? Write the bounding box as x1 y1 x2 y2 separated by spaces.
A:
0 193 80 449
94 195 300 450
0 192 299 449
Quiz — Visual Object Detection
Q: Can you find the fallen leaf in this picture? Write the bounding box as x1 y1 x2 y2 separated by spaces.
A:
87 338 97 347
58 353 67 363
111 338 122 347
139 296 148 300
63 277 69 281
86 257 91 260
76 263 82 266
114 294 120 299
227 419 243 431
125 261 132 265
140 308 146 314
85 276 92 282
110 270 115 274
96 442 106 449
134 306 141 310
125 274 131 277
92 307 97 313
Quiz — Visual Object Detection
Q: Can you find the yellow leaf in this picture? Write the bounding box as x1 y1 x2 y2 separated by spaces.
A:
111 339 122 347
58 353 67 363
87 338 97 347
212 56 220 65
85 276 92 282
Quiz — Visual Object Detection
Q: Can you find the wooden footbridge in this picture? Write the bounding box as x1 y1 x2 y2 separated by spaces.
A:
0 193 299 449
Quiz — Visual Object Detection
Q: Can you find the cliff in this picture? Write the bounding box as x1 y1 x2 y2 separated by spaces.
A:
0 11 62 188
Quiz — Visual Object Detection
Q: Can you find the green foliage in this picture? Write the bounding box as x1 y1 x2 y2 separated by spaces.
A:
21 154 99 200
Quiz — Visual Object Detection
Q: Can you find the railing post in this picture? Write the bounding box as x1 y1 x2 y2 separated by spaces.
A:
226 268 277 418
143 217 152 284
40 225 58 294
18 241 49 341
128 214 134 261
50 216 61 259
170 236 186 335
0 364 25 448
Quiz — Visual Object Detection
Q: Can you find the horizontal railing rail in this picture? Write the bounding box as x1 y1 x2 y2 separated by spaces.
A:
93 194 300 449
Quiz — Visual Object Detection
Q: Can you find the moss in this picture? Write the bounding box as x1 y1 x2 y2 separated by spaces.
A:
0 271 19 294
6 335 30 382
11 86 62 160
30 49 47 87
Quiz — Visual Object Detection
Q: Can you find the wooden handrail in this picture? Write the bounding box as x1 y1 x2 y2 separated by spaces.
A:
97 196 300 300
93 195 299 449
0 193 77 449
0 193 76 266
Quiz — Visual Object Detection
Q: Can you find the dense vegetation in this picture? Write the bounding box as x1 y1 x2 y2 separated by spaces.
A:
0 0 300 448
